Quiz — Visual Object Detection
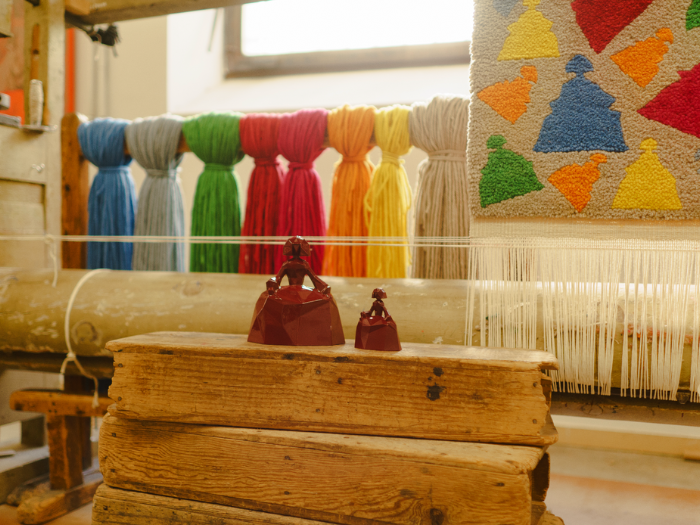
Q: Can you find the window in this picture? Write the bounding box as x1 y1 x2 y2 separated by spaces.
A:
225 0 473 78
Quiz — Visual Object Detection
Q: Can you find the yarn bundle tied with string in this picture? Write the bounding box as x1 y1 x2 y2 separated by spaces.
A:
364 105 413 278
183 112 244 273
239 113 285 274
410 95 470 279
322 105 375 277
78 118 136 270
126 114 186 272
276 109 328 274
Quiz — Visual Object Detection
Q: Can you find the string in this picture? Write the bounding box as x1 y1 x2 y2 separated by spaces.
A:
410 94 470 279
78 118 136 270
238 113 285 274
323 105 375 277
183 112 244 273
276 109 328 273
364 104 413 278
60 268 110 408
126 114 186 272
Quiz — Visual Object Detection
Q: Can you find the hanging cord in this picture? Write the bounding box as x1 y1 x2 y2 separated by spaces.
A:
364 105 413 278
238 113 285 274
126 115 186 272
60 269 110 408
183 112 245 273
44 234 59 287
78 118 136 270
410 94 470 279
322 105 375 277
276 109 329 274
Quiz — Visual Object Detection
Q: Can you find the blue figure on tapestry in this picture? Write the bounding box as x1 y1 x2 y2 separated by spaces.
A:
493 0 519 17
534 55 628 153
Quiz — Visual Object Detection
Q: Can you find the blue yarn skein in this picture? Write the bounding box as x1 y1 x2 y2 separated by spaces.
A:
78 118 136 270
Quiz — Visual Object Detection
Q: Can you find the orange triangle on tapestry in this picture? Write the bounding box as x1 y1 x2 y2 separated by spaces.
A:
548 154 607 213
611 28 674 88
477 66 538 124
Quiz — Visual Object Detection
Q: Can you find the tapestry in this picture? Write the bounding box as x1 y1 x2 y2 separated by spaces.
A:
468 0 700 220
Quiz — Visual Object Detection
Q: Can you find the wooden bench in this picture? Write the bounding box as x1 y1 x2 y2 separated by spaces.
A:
9 389 111 524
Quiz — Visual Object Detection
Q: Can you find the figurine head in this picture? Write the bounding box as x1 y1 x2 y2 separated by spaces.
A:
372 288 387 300
283 236 311 257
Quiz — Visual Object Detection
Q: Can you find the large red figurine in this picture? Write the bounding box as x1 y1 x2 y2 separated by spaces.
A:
248 236 345 346
355 288 401 351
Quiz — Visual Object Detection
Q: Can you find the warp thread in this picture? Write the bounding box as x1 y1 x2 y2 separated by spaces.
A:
238 113 285 274
323 105 375 277
276 109 328 274
183 112 244 273
78 118 136 270
125 114 186 272
364 105 413 278
410 95 470 279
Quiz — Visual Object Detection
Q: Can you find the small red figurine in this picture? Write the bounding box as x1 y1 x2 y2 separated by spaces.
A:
248 236 345 346
355 288 401 351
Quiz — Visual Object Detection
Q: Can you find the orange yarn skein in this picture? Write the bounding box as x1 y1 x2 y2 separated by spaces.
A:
323 105 376 277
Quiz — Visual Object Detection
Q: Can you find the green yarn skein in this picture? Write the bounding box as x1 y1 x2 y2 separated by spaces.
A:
183 112 245 273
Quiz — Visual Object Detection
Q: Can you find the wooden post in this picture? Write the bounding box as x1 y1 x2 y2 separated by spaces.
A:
61 113 89 269
46 415 84 491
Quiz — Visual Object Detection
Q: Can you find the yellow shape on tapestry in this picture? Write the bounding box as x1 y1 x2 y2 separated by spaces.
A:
611 28 674 88
498 0 560 61
612 138 682 210
549 153 607 213
478 66 538 123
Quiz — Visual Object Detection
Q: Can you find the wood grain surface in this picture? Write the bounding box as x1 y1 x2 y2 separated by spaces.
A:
99 416 548 525
107 332 557 446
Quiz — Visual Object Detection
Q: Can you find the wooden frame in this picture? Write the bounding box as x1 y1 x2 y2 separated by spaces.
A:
224 6 471 78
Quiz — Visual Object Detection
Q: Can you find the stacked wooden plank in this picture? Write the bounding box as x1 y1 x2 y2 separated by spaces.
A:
95 332 565 525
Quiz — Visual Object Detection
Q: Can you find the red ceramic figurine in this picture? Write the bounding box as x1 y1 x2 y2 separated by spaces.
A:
248 236 345 346
355 288 401 351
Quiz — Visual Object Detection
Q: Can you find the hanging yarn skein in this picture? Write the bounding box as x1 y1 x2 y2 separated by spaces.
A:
276 109 328 273
183 112 245 273
410 95 470 279
364 105 413 278
78 118 136 270
125 114 186 272
239 113 285 274
322 105 375 277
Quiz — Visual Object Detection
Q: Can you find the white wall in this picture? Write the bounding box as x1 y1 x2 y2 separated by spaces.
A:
75 12 470 258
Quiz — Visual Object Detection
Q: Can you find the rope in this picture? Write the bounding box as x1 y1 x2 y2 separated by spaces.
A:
410 94 470 279
238 113 285 274
276 109 329 273
364 105 413 278
323 105 375 277
126 114 186 272
183 112 244 273
60 268 110 408
78 118 136 270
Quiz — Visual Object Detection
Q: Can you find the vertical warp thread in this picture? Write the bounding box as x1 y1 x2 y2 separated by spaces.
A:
183 112 244 273
322 105 375 277
78 118 136 270
410 95 470 279
125 114 186 272
239 113 285 274
364 105 413 278
276 109 328 274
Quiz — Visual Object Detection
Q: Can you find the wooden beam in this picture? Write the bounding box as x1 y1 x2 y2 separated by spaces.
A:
61 113 89 270
100 415 548 525
65 0 91 16
0 352 114 378
77 0 261 25
46 415 84 491
10 390 112 417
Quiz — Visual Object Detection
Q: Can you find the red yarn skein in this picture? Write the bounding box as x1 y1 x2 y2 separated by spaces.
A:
239 114 285 274
276 109 328 273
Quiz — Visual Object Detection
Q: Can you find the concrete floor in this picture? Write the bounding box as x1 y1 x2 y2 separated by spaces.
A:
1 445 699 525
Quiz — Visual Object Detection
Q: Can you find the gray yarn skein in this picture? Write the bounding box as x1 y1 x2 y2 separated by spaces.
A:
125 114 186 272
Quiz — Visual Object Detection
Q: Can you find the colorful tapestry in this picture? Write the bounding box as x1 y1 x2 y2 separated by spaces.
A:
468 0 700 220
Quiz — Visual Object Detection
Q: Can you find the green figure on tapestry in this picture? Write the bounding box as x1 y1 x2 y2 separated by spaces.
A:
479 135 544 207
688 0 700 31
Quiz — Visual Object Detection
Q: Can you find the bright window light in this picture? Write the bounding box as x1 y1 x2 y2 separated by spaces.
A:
241 0 474 56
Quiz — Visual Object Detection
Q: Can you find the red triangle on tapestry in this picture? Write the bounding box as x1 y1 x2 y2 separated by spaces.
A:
572 0 655 54
638 63 700 140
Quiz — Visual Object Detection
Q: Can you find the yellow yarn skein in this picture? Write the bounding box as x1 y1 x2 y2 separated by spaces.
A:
364 105 413 278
